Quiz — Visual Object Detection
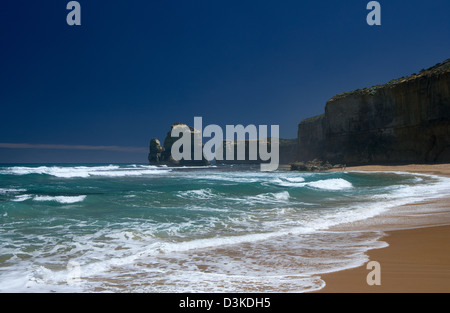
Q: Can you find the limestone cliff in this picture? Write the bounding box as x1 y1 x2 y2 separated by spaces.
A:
148 123 210 166
150 122 298 166
216 138 297 165
297 59 450 165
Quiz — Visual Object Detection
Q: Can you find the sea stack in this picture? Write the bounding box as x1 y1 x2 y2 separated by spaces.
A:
148 123 210 166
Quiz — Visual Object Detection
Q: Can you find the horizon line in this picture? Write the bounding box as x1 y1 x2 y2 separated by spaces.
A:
0 143 147 153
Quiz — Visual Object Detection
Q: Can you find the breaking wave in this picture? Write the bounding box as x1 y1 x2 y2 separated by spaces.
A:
0 165 171 178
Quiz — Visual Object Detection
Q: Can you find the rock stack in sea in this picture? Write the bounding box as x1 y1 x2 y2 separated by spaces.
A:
148 123 210 166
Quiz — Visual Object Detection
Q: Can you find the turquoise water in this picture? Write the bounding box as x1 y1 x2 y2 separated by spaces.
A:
0 164 449 292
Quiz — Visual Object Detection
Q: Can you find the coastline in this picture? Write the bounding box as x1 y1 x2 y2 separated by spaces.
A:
314 164 450 293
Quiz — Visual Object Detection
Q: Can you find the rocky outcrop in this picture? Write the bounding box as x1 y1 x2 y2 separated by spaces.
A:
297 59 450 165
291 159 335 172
148 138 164 163
148 123 210 166
149 123 298 166
216 138 298 165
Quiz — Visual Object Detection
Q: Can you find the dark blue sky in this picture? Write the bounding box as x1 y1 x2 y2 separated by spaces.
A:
1 0 449 163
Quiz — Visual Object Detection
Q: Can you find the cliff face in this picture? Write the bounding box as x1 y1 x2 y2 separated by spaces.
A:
215 138 297 165
297 115 326 161
150 123 298 166
297 59 450 165
149 123 210 166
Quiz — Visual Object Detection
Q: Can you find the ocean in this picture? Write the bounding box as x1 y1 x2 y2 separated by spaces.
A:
1 163 449 293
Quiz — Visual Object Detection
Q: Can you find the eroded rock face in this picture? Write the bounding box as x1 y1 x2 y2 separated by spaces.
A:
150 123 297 167
148 138 164 163
297 59 450 165
149 123 209 166
291 159 334 172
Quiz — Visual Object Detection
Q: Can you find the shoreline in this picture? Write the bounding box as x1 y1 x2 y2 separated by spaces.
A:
314 164 450 293
317 225 450 293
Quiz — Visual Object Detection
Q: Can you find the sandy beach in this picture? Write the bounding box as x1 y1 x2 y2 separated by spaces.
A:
315 164 450 293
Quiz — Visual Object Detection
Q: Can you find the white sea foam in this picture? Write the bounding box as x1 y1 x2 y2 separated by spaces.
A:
285 177 306 183
177 189 216 200
0 188 27 194
0 165 170 178
11 194 87 203
33 195 87 204
18 219 387 293
386 175 450 204
253 191 290 202
11 195 33 202
273 178 306 187
306 178 353 190
273 177 353 190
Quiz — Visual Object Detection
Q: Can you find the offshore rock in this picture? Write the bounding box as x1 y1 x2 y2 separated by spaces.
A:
149 123 210 166
148 138 164 163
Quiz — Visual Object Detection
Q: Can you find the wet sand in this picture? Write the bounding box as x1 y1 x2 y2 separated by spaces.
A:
332 163 450 177
316 164 450 293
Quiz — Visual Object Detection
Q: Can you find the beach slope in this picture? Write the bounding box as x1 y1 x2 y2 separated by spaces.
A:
316 164 450 293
